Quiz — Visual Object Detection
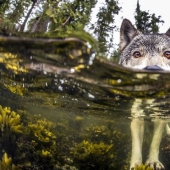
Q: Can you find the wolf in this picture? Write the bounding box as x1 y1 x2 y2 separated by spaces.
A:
119 19 170 170
119 19 170 71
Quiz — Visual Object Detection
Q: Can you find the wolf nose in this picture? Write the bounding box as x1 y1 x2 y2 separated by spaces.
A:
144 65 163 71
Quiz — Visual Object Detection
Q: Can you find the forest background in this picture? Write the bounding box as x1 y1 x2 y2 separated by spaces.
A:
0 0 166 60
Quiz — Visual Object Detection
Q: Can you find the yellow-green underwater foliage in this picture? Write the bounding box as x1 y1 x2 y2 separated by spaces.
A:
131 164 154 170
70 140 114 169
69 118 132 170
16 115 59 169
0 106 22 134
0 105 59 169
0 105 132 169
0 153 20 170
0 106 23 160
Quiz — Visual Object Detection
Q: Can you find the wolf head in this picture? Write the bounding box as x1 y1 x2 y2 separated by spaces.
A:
119 19 170 71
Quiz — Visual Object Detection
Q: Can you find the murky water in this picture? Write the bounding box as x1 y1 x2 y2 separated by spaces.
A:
0 33 170 170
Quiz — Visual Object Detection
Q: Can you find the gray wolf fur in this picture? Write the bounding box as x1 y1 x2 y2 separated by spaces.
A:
119 19 170 71
119 19 170 170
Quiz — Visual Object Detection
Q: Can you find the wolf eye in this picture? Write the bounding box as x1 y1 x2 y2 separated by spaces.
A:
164 51 170 59
133 51 142 58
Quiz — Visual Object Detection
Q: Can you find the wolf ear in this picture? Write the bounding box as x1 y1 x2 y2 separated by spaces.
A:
165 28 170 37
120 19 139 50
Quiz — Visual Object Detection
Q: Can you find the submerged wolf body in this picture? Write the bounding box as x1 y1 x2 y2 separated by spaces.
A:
119 19 170 170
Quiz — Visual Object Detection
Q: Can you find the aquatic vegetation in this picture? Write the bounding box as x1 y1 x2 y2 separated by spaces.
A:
81 124 131 169
0 106 23 157
131 164 154 170
70 140 114 169
75 116 83 121
3 83 25 96
0 105 60 169
55 164 78 170
28 118 56 143
16 117 59 169
0 153 20 170
0 104 132 169
85 125 112 142
0 105 23 134
1 53 28 74
41 150 52 157
71 116 84 131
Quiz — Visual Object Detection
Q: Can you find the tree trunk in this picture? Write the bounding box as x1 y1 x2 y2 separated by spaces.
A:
20 0 37 32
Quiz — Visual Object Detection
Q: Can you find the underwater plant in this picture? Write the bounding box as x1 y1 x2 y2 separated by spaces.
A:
0 105 23 134
70 140 114 169
131 164 154 170
28 118 56 143
0 105 61 169
0 106 23 157
74 116 84 129
84 125 131 164
3 83 25 96
16 117 59 169
0 153 20 170
85 125 112 142
0 104 134 169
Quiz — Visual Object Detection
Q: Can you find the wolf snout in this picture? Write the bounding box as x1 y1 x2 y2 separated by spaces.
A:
143 65 163 71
